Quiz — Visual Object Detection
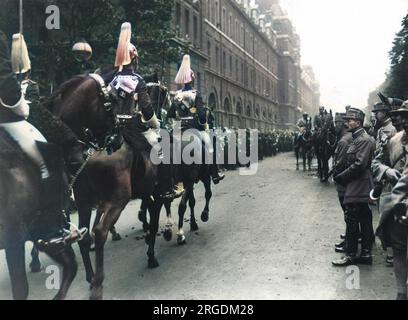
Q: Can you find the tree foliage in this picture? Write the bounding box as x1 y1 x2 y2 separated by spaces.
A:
0 0 181 93
385 12 408 99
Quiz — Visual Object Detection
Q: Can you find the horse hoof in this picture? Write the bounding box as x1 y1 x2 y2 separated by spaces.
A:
30 262 42 273
148 258 159 269
190 221 199 232
111 233 122 241
177 235 186 245
163 229 172 242
201 210 209 222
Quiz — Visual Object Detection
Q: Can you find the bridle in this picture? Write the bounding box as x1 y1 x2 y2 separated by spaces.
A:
79 75 126 153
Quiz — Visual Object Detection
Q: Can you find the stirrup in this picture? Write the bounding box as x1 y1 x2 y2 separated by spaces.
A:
37 225 88 253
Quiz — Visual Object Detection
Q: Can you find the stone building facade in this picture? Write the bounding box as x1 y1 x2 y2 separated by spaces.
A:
166 0 320 130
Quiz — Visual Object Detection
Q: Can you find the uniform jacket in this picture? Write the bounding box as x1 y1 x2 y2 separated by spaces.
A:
334 128 376 204
168 88 207 131
333 132 353 196
372 131 408 246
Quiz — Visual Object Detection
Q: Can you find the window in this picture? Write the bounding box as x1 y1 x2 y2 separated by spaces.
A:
229 55 233 77
235 57 239 81
215 1 219 26
185 9 190 37
222 51 226 74
229 14 232 37
216 46 219 72
222 8 226 32
193 16 198 44
176 3 181 28
207 41 211 68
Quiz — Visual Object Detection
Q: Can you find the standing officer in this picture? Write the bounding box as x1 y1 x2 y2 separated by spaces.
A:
375 101 408 299
332 108 376 266
371 102 397 266
333 112 353 253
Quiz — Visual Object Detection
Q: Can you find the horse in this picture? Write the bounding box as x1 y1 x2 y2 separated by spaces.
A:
137 77 176 241
294 129 314 171
170 115 214 245
0 31 77 300
313 118 337 182
46 72 166 299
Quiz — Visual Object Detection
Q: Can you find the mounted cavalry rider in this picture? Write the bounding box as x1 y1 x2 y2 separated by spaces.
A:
314 106 326 131
297 112 311 133
0 32 86 244
168 54 225 184
106 22 181 199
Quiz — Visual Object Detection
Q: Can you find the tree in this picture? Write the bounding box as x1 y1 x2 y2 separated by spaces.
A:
385 12 408 99
0 0 181 93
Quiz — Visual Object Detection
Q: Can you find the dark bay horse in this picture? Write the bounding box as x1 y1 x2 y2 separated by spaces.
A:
0 32 77 299
313 119 337 182
47 74 165 299
294 129 314 171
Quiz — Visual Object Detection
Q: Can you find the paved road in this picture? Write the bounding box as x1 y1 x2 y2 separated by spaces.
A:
0 152 396 300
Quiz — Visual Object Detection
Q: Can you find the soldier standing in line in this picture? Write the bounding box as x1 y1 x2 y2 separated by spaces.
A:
371 102 397 267
373 101 408 299
333 111 353 254
332 108 376 266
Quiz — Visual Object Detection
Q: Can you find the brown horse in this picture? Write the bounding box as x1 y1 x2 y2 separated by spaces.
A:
47 73 164 299
0 31 77 299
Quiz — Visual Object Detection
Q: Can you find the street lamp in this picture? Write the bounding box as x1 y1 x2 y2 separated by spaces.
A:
72 40 92 62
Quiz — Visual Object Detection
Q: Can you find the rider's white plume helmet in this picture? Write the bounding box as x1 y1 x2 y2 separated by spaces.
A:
11 33 31 74
115 22 138 72
175 54 195 85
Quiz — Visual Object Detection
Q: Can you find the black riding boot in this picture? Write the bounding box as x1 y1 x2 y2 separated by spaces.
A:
210 164 225 184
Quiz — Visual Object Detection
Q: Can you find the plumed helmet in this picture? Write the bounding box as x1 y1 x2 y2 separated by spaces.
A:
372 102 391 113
175 54 195 85
343 107 365 122
115 22 138 72
11 33 31 74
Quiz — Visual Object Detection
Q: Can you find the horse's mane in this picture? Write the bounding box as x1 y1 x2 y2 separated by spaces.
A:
0 128 25 168
43 75 88 111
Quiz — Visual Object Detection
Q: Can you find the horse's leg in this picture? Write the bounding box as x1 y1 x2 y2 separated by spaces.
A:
302 149 307 171
110 225 122 241
145 198 162 268
177 182 190 245
138 199 149 233
163 199 173 241
201 176 212 223
77 203 94 284
91 200 127 300
29 244 42 273
295 149 299 170
5 242 28 300
189 186 198 232
46 245 77 300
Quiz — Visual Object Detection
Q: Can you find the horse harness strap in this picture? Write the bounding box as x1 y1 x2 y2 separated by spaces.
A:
68 148 96 192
